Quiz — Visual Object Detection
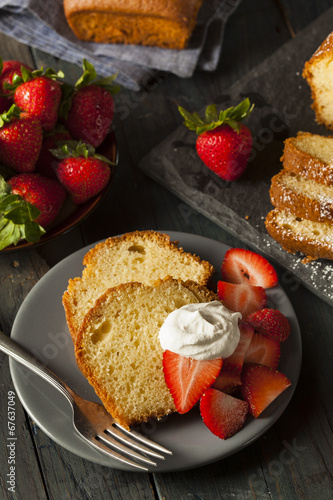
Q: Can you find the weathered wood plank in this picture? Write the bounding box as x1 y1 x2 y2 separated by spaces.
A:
0 250 50 499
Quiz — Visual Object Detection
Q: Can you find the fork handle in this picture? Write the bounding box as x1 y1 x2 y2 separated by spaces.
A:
0 330 75 405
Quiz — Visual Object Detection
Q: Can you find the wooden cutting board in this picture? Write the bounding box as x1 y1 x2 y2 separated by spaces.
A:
140 7 333 307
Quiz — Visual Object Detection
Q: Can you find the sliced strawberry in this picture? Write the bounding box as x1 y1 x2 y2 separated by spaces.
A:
200 388 248 439
221 248 278 288
246 308 291 342
162 350 222 414
244 332 281 370
241 363 291 417
222 321 254 373
217 280 267 318
212 367 242 394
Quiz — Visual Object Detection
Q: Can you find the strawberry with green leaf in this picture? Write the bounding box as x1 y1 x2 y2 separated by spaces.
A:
51 140 114 204
179 98 254 181
59 59 120 148
0 57 32 99
0 104 43 172
10 66 64 131
8 173 66 228
0 174 45 250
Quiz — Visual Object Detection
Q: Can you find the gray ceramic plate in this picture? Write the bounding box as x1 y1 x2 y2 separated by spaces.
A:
10 232 302 472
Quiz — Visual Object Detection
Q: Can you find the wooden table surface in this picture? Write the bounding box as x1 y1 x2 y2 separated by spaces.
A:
1 1 333 499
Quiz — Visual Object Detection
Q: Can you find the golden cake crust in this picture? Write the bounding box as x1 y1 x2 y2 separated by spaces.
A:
303 31 333 129
281 133 333 186
63 0 204 49
63 230 215 341
265 209 333 262
270 170 333 223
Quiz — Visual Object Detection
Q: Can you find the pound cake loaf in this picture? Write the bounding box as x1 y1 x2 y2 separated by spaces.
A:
265 209 333 262
63 0 204 49
303 31 333 129
281 132 333 186
270 170 333 223
63 231 214 340
75 277 218 429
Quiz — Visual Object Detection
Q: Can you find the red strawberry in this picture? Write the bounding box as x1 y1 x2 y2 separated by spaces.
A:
217 280 267 318
241 363 291 417
13 68 63 131
179 99 253 181
52 141 113 204
59 59 119 148
221 248 278 288
244 332 281 370
0 59 32 99
64 85 114 148
8 173 66 227
222 321 254 373
212 367 242 393
0 105 43 172
200 388 248 439
162 350 223 414
246 308 291 342
35 129 72 179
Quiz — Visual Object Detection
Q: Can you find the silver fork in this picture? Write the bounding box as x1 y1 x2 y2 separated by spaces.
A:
0 330 172 471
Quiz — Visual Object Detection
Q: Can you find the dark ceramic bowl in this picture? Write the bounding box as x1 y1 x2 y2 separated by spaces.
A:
1 131 118 253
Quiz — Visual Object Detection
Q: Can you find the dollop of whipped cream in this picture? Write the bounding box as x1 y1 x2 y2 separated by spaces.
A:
158 301 241 361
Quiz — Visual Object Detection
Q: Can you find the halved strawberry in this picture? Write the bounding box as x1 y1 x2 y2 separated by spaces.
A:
212 367 242 393
221 248 278 288
241 363 291 417
244 332 281 370
222 321 254 373
246 308 291 342
200 388 249 439
162 350 222 414
217 280 267 318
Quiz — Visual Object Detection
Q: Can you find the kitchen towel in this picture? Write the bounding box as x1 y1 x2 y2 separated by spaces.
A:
0 0 241 90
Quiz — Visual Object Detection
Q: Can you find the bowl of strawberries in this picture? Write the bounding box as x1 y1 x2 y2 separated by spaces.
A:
0 58 119 252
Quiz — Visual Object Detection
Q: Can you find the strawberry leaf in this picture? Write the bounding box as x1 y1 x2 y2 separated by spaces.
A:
24 219 45 243
0 104 21 128
75 59 97 89
50 140 116 166
179 98 254 135
75 59 120 95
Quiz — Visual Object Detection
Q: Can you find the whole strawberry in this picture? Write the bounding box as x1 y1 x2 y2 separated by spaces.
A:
51 141 114 204
12 67 64 131
179 98 254 181
59 59 119 148
0 58 32 99
0 104 43 172
8 173 66 227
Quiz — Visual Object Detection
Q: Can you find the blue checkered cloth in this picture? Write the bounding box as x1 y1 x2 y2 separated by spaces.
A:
0 0 241 90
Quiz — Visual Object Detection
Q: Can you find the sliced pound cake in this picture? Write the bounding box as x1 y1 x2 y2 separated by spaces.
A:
270 170 333 223
75 277 218 429
281 132 333 186
265 209 333 262
303 31 333 130
63 231 214 341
